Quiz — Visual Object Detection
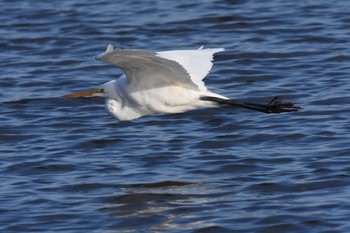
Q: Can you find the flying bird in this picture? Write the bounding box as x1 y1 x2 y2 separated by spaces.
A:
62 45 300 121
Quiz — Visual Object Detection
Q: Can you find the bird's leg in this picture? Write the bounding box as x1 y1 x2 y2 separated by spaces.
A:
200 96 301 114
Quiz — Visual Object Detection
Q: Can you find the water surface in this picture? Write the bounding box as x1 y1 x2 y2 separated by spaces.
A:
1 0 350 232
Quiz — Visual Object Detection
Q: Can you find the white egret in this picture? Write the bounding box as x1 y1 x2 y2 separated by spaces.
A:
63 45 300 121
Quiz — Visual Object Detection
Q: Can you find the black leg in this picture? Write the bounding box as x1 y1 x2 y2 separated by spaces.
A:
200 96 302 114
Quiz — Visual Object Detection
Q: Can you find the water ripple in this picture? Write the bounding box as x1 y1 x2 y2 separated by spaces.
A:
1 0 350 232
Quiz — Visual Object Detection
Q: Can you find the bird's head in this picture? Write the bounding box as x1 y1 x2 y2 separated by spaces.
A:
61 88 105 98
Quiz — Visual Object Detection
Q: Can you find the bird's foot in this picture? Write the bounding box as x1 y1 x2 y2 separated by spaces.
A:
265 96 302 113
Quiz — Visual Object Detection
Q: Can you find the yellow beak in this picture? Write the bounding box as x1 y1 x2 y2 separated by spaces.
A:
61 88 104 98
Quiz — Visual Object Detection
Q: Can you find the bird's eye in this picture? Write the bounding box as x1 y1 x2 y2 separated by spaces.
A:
96 88 104 93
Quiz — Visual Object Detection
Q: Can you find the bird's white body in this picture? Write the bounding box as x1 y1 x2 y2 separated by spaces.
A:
97 45 227 121
103 77 223 121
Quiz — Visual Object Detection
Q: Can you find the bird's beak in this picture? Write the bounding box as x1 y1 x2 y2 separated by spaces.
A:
61 88 104 98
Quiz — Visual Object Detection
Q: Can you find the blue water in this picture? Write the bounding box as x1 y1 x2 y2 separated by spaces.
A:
1 0 350 232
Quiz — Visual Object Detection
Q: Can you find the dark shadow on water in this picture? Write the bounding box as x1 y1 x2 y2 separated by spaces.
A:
97 180 226 231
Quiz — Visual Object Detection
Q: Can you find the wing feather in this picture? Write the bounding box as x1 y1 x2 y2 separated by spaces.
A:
157 47 224 91
96 45 224 91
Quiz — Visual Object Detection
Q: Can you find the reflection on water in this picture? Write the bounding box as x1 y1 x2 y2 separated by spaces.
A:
100 181 222 231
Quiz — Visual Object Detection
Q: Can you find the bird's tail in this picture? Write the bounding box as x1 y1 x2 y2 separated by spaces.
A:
200 96 302 114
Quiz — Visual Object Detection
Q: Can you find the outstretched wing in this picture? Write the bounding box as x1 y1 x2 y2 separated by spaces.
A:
157 47 224 91
96 44 224 91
